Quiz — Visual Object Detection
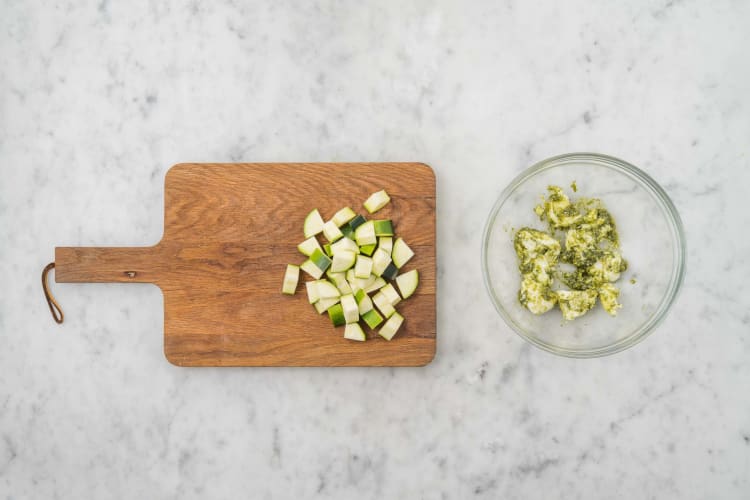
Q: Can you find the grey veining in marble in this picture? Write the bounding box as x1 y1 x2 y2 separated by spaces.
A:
2 1 749 498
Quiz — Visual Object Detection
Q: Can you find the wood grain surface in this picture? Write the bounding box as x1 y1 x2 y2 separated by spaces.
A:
55 163 436 366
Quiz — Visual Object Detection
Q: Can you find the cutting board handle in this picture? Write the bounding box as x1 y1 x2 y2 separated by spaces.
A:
54 246 161 284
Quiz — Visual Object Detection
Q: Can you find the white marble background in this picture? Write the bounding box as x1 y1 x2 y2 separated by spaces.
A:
2 0 749 498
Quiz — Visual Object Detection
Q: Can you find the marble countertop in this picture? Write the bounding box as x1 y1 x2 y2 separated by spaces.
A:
2 1 749 498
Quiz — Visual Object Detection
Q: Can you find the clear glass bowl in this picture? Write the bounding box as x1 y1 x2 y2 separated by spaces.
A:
482 153 686 357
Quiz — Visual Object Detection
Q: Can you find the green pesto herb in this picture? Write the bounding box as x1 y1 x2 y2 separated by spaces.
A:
513 184 628 321
513 228 560 314
571 180 577 192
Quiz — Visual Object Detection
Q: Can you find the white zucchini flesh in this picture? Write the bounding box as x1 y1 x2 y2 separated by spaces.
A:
297 237 323 257
331 237 359 255
354 255 373 279
304 209 325 238
380 283 401 306
306 281 320 304
353 273 376 292
364 277 386 294
331 250 357 273
363 190 391 214
355 289 374 315
378 312 404 340
344 322 366 341
322 220 344 243
314 296 340 314
327 272 353 295
326 271 344 283
282 265 299 295
339 280 353 295
378 237 393 254
340 294 359 323
395 269 419 299
345 269 359 292
358 295 373 315
392 237 414 268
316 280 341 299
371 248 392 277
372 291 396 318
332 207 357 227
354 220 377 246
300 259 324 279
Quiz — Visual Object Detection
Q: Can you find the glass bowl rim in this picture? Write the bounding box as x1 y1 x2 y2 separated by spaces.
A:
481 152 687 358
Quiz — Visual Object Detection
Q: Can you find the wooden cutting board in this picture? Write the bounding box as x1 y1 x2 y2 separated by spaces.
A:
55 163 436 366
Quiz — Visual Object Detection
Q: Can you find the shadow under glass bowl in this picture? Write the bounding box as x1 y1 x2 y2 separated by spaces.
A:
482 153 686 358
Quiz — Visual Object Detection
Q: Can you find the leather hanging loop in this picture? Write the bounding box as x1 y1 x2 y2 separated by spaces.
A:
42 262 64 324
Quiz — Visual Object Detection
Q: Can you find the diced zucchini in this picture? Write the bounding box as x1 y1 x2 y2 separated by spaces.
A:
322 220 344 243
296 191 414 342
354 288 374 315
328 303 346 327
380 283 401 306
332 207 357 227
373 220 394 236
358 295 373 315
378 312 404 340
327 272 353 295
354 220 376 246
331 237 359 255
354 255 373 279
301 259 324 279
364 277 386 294
371 248 392 277
340 294 359 323
372 291 396 318
314 296 339 314
392 237 414 268
298 237 323 257
331 250 357 273
359 244 376 256
304 209 325 238
309 248 332 272
281 264 299 295
346 269 358 289
395 269 419 299
378 237 393 254
363 190 390 214
306 281 319 304
348 214 367 231
353 273 376 292
338 280 353 295
316 280 341 299
361 309 384 329
344 322 366 341
381 262 399 280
